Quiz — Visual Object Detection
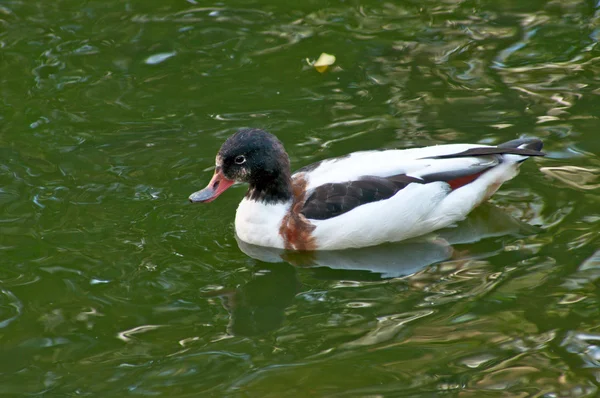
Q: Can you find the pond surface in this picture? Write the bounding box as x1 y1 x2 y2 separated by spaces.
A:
1 0 600 396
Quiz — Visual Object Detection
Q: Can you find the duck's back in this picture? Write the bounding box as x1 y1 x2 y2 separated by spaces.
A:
285 139 543 250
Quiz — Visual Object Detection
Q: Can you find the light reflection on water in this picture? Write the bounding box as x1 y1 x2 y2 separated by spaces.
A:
1 0 599 396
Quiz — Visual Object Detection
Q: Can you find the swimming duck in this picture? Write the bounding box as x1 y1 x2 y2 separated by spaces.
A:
189 129 544 251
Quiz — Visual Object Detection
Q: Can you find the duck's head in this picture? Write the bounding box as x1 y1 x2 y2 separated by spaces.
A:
189 129 292 204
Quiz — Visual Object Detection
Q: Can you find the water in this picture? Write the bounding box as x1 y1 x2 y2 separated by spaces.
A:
1 0 599 396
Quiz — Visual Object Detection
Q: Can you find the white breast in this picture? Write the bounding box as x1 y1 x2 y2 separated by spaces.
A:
235 199 289 249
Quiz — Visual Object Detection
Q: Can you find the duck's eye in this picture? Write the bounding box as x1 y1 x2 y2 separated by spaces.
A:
234 155 246 165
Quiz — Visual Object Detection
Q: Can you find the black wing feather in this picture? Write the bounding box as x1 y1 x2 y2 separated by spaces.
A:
420 166 493 184
428 137 545 159
429 146 545 159
301 174 422 220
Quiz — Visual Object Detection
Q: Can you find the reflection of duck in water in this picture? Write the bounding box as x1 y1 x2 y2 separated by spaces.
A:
202 263 299 336
190 129 544 250
236 204 538 278
204 205 538 335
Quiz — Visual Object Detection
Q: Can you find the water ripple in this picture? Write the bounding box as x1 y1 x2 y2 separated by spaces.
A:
0 289 23 328
0 0 599 395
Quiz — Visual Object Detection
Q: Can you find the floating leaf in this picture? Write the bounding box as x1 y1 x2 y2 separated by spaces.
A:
307 53 336 73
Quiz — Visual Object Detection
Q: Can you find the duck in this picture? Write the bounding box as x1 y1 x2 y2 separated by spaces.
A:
189 128 544 251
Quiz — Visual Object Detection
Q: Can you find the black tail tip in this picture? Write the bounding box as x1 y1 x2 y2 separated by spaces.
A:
498 138 544 152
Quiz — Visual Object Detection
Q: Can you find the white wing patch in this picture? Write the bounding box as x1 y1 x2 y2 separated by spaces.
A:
302 144 491 191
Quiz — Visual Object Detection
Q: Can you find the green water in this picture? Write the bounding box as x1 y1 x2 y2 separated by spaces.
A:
1 0 599 396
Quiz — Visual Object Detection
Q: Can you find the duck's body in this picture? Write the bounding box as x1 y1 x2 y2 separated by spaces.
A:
190 129 544 251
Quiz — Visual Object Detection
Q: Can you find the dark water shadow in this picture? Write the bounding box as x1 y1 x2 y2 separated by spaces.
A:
202 262 299 336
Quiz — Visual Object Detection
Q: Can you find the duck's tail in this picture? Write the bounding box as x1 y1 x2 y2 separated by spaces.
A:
430 138 545 161
498 138 544 163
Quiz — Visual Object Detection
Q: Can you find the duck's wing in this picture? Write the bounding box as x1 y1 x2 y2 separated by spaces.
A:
299 139 544 221
300 174 423 220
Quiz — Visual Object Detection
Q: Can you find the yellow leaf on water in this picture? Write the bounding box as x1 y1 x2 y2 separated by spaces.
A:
311 53 336 73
